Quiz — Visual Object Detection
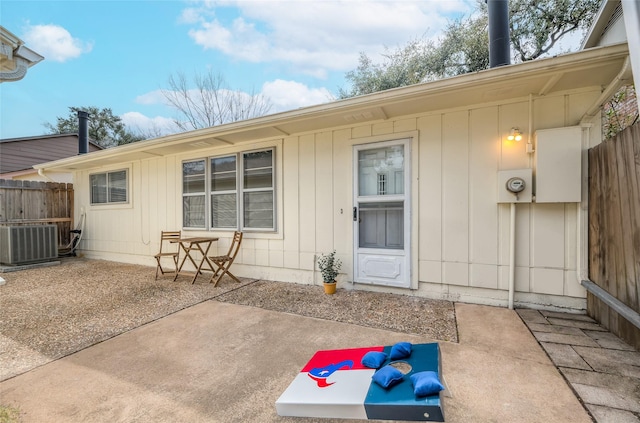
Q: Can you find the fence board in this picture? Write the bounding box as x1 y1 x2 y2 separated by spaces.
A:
625 124 640 311
0 180 74 246
588 122 640 350
620 126 640 310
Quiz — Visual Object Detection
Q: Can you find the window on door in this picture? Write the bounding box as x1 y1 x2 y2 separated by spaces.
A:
357 145 405 249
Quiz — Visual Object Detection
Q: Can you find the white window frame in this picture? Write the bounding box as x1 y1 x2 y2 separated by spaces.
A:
89 169 128 205
182 159 207 229
182 148 276 232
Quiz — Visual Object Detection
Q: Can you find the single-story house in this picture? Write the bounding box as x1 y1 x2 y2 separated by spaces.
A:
34 38 633 313
0 133 102 182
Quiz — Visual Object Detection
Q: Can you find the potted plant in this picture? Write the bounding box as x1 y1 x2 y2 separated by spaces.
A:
318 250 342 294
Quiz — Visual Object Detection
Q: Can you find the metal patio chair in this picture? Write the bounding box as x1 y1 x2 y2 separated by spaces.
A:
208 231 243 286
154 230 181 280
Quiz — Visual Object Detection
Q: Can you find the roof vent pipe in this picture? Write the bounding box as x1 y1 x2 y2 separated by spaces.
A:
77 110 89 155
486 0 511 68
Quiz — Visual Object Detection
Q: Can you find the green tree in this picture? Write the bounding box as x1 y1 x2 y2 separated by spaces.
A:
339 0 600 98
510 0 601 61
44 106 144 148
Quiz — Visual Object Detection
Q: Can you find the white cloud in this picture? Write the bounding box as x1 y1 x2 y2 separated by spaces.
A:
136 77 334 117
120 112 178 137
188 17 270 62
22 24 92 62
178 8 204 24
262 79 333 112
135 90 167 105
183 0 475 77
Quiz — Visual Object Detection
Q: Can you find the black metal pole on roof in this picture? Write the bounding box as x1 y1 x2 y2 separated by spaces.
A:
77 110 89 155
486 0 511 68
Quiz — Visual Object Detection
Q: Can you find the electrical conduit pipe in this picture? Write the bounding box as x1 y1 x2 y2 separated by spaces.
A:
509 202 516 310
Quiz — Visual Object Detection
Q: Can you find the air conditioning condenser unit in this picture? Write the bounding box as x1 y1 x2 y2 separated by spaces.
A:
0 225 58 265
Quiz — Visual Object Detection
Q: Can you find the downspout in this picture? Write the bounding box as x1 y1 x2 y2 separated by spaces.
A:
37 168 55 182
576 49 640 329
578 55 631 282
580 56 632 125
526 94 534 156
577 125 590 284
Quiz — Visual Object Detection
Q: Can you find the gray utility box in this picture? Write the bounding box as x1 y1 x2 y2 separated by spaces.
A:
534 127 583 203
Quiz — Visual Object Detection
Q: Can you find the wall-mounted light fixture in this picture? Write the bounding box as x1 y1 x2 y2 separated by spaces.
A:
507 128 523 141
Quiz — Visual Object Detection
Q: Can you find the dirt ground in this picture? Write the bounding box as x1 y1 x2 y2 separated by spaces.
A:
0 258 457 382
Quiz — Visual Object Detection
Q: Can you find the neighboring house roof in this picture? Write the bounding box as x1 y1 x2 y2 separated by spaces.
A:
36 42 630 173
0 25 44 83
0 133 102 174
582 0 626 49
583 0 640 95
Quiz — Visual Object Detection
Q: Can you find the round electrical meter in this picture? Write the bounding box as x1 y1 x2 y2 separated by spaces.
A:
506 177 525 193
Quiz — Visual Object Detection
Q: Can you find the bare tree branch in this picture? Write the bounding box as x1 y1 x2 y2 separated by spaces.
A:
161 70 272 131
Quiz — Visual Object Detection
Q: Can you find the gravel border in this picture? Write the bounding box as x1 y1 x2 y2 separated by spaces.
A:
217 279 458 341
0 258 457 382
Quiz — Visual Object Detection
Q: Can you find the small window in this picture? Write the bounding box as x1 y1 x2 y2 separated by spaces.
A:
90 170 128 204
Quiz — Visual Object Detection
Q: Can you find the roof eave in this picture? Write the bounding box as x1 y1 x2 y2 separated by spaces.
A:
36 42 630 172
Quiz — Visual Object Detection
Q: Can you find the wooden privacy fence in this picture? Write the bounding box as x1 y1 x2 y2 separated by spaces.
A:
0 180 74 246
588 121 640 350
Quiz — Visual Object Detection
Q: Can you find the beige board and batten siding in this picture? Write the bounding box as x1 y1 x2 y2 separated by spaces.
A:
71 87 602 311
73 156 180 260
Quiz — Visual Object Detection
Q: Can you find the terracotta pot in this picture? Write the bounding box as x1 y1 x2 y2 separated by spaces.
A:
323 281 337 295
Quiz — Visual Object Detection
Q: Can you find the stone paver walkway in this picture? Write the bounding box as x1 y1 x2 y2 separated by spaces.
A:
517 309 640 423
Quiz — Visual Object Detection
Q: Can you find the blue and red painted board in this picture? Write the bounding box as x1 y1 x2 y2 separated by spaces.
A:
276 342 444 421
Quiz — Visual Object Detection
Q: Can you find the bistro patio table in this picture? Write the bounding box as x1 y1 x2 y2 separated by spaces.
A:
172 236 219 284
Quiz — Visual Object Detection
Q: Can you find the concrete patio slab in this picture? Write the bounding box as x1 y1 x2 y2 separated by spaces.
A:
518 308 640 423
573 346 640 378
583 330 638 351
0 302 591 423
534 332 600 347
560 367 640 411
540 311 598 323
526 323 585 336
539 343 592 370
586 404 640 423
513 309 547 325
572 384 640 414
546 318 607 332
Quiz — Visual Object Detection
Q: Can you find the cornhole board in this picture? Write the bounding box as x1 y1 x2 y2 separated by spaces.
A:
276 342 444 421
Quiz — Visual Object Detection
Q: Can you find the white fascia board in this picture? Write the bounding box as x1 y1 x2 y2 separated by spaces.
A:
36 43 630 172
15 45 44 66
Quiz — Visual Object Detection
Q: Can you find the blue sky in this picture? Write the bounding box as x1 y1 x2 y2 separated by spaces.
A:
1 0 483 139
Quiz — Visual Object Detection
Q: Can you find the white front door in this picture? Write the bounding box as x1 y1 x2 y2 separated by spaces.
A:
353 139 410 288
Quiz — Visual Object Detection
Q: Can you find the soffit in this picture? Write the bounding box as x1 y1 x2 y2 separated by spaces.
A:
37 43 629 172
